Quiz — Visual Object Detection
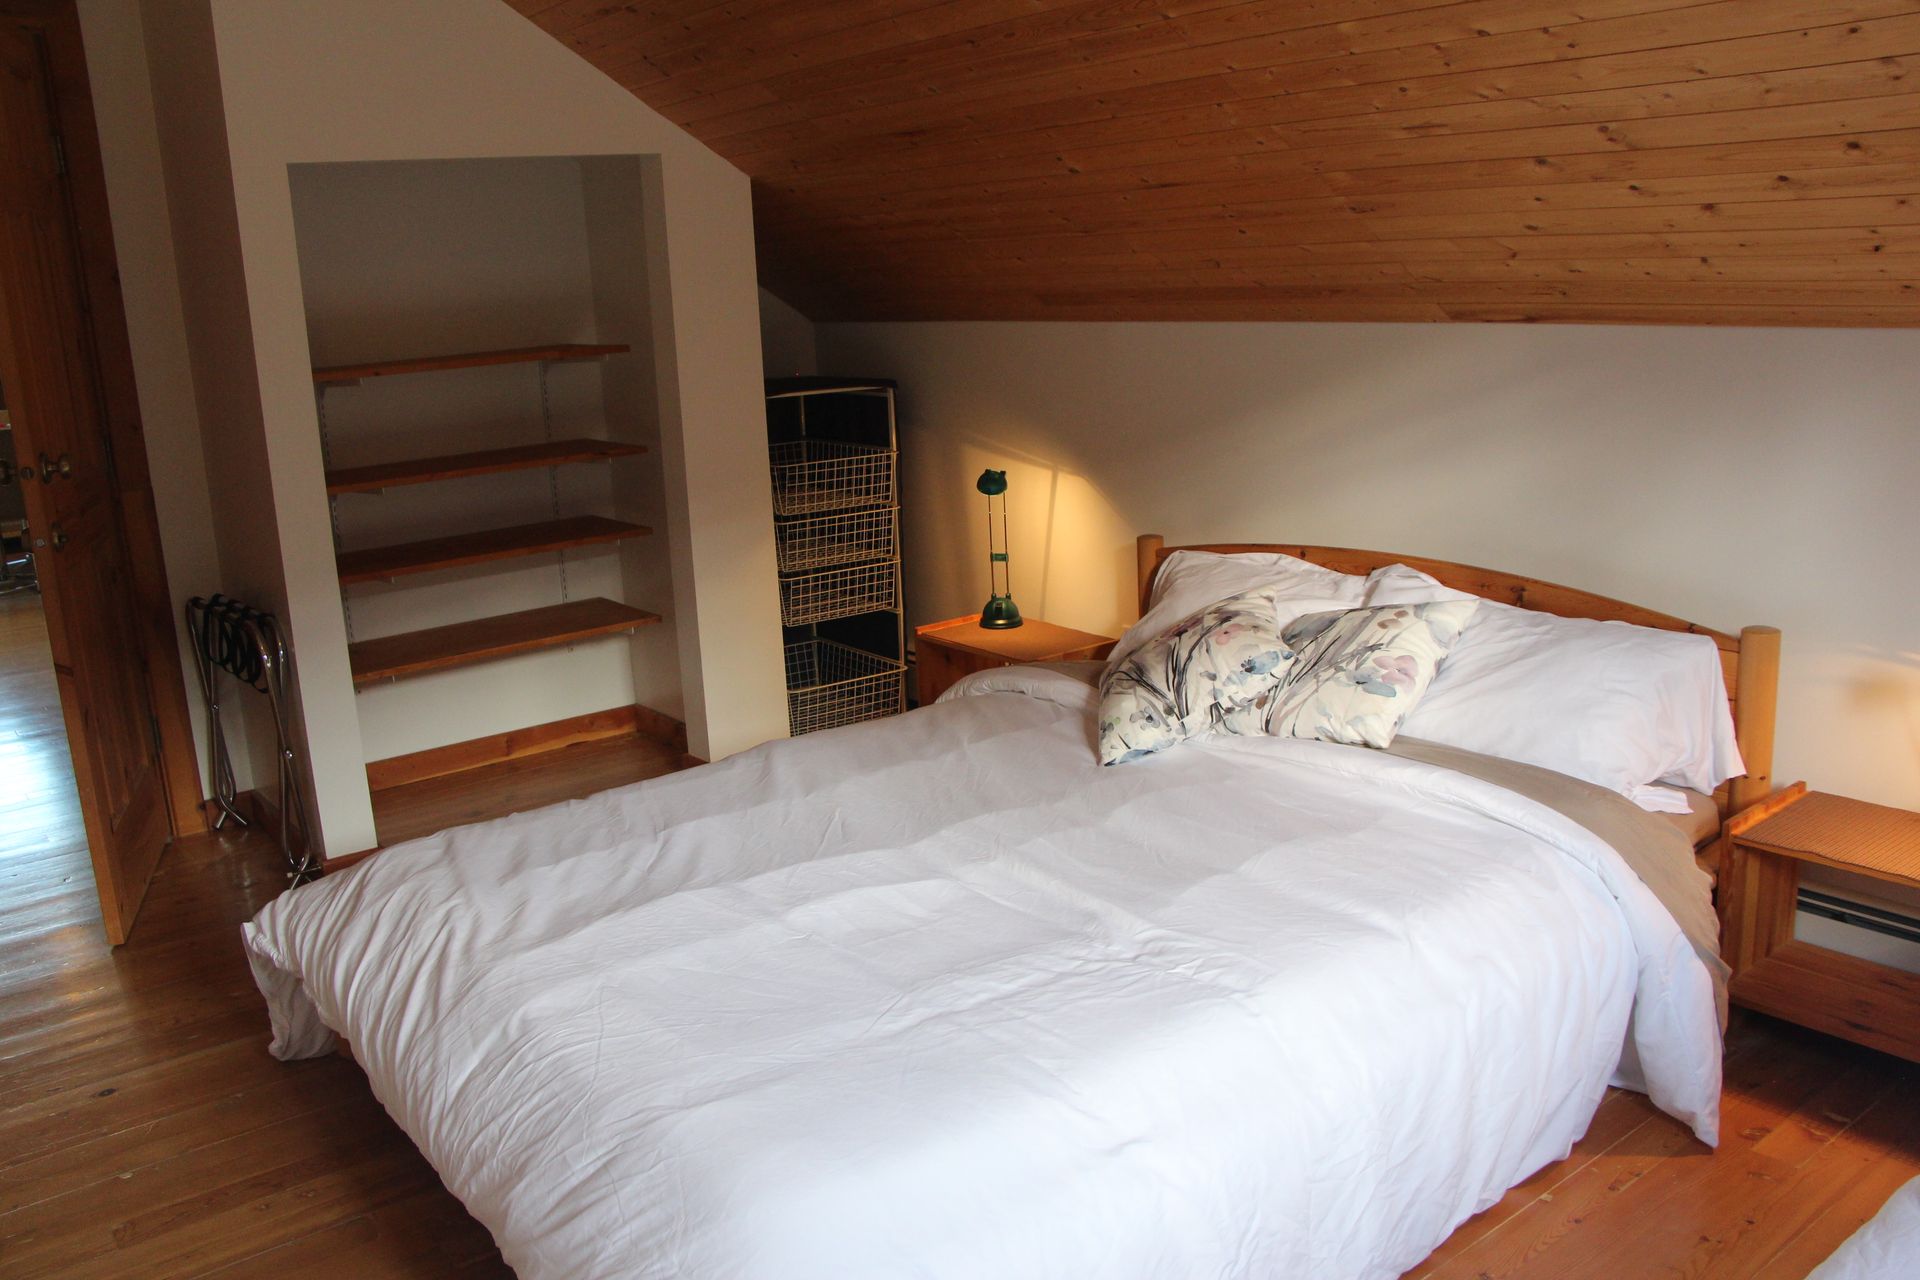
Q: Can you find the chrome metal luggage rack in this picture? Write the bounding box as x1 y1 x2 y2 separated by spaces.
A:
184 595 316 883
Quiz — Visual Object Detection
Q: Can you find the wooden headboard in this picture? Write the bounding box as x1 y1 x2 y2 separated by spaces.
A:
1135 534 1781 818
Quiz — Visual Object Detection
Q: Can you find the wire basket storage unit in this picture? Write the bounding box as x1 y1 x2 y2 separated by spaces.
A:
784 638 906 735
767 377 905 736
769 439 896 515
780 559 898 626
774 506 898 574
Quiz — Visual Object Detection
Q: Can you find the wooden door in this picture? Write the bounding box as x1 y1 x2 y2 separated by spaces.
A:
0 20 171 943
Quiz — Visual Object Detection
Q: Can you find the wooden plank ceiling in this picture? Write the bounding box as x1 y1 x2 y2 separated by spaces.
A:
507 1 1920 325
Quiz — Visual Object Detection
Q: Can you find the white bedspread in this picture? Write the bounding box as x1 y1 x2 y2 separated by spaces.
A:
244 665 1720 1280
1810 1178 1920 1280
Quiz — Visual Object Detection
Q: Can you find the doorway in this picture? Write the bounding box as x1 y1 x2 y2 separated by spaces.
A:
0 524 93 932
0 0 204 942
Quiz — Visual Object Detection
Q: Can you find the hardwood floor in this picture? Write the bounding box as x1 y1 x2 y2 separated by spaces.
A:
0 591 671 1278
2 589 1916 1278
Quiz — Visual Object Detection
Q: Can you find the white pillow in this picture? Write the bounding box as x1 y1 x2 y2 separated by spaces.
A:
1363 562 1479 607
1398 599 1744 804
1109 550 1365 676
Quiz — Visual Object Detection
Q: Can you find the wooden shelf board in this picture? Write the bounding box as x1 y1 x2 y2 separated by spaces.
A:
326 438 646 494
349 598 660 685
337 515 650 585
1731 940 1920 1064
313 343 630 384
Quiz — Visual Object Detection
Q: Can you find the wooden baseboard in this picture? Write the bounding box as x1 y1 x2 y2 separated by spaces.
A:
628 703 691 756
200 788 275 833
364 704 686 792
202 788 318 876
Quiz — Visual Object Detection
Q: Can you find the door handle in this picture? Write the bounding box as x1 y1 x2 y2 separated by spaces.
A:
39 452 72 481
47 524 68 551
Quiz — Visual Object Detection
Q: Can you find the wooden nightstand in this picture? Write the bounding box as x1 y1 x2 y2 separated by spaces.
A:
913 614 1115 706
1722 784 1920 1062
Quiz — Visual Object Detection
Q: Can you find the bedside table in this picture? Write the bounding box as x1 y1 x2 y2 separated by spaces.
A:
914 614 1115 706
1722 784 1920 1062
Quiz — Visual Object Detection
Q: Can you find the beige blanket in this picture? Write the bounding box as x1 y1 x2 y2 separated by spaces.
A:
1388 736 1729 1026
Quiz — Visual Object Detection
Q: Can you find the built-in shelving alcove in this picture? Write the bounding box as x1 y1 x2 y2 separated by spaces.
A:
288 155 681 783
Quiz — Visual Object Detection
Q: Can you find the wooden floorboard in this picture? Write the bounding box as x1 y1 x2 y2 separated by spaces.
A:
1 589 1916 1276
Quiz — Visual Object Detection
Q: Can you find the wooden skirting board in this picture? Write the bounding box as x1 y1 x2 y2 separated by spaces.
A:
364 703 690 792
199 787 273 834
201 787 309 863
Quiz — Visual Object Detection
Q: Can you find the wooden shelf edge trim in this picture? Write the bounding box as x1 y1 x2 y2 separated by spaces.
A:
313 343 630 384
348 598 661 685
326 438 646 494
336 516 652 585
364 703 675 792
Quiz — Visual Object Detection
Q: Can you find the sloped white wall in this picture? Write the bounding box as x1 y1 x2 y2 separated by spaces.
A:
129 0 787 855
759 289 819 379
821 320 1920 810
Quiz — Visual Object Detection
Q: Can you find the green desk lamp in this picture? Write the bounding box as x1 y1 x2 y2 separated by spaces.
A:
976 468 1023 629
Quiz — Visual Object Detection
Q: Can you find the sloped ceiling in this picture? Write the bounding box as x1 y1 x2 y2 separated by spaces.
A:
507 1 1920 325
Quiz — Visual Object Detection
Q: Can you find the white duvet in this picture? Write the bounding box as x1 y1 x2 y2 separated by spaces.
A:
1810 1178 1920 1280
244 665 1721 1280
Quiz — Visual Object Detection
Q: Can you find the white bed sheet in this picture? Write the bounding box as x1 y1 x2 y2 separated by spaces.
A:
244 665 1720 1280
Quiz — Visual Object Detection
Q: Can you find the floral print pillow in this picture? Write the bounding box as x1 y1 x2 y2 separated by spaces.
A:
1219 599 1480 750
1097 587 1295 764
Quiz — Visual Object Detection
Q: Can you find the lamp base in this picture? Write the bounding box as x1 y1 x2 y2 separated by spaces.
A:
979 595 1024 629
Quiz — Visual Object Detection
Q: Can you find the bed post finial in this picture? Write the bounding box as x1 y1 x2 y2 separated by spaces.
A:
1136 534 1165 617
1729 625 1781 812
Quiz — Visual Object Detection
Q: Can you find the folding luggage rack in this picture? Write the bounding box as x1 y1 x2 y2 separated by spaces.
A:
185 595 316 882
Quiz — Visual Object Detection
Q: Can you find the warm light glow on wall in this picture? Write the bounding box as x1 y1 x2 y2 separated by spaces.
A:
1812 647 1920 805
944 443 1132 635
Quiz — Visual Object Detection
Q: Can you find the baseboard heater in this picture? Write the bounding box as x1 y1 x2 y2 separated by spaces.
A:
1796 887 1920 975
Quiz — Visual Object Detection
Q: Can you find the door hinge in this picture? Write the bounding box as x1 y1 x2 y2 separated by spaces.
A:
50 132 67 176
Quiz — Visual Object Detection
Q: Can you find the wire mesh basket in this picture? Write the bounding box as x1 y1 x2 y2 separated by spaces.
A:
774 507 899 574
769 440 896 515
785 638 905 735
779 559 898 627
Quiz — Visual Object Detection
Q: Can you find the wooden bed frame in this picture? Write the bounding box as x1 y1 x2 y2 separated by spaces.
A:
1135 535 1781 820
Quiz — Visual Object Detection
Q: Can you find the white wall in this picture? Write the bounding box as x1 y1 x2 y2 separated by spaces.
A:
74 0 230 794
139 0 292 802
759 288 818 379
585 157 684 725
819 321 1920 810
124 0 788 855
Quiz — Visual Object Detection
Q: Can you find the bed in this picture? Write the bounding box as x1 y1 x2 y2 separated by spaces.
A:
244 536 1781 1280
